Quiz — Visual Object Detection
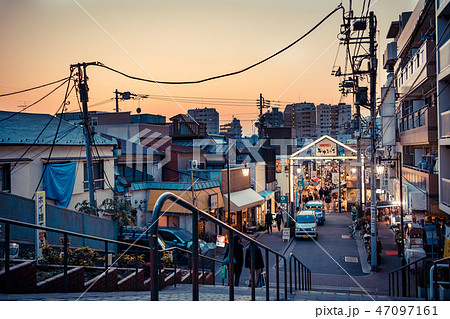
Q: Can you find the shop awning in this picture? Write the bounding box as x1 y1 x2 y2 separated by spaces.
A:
258 190 275 201
147 187 224 214
366 201 400 208
223 189 264 211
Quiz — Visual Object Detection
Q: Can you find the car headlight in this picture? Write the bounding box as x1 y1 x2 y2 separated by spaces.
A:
311 227 315 231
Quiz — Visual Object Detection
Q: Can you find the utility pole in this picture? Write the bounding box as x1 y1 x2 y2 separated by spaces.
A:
74 62 96 208
369 11 378 271
115 89 120 113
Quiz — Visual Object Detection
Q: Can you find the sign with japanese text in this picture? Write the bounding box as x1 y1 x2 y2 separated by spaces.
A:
382 172 389 190
35 191 46 260
316 138 337 156
216 235 226 248
209 193 218 210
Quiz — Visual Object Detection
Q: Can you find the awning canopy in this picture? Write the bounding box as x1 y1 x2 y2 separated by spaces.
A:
223 189 264 211
147 187 224 214
258 190 275 201
366 201 400 208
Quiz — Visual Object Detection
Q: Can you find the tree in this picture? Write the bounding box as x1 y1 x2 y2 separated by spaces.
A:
74 200 98 216
99 198 136 229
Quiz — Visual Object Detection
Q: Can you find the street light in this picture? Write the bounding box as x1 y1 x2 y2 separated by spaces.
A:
376 164 385 176
242 165 250 177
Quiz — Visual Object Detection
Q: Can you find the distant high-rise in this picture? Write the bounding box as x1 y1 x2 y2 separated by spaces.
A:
220 117 242 141
187 107 219 135
316 103 332 137
283 102 317 144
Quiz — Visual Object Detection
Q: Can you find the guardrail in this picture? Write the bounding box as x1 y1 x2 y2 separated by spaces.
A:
430 256 450 301
288 253 311 294
149 192 294 301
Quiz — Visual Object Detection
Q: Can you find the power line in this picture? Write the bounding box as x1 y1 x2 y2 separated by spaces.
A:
0 78 71 123
91 4 343 85
0 77 70 97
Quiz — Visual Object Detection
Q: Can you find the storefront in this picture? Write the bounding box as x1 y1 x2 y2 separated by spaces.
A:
223 188 265 231
147 181 224 234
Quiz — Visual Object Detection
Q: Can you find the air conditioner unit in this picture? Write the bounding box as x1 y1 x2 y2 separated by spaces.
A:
188 160 199 169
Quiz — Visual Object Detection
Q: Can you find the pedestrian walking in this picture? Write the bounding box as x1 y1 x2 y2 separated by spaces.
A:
275 210 284 232
244 245 264 287
265 211 273 233
223 236 244 287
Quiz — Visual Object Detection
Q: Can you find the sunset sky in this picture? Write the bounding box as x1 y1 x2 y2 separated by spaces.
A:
0 0 417 136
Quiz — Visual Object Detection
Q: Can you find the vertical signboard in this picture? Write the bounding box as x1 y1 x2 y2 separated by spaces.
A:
444 225 450 258
382 172 389 191
35 191 46 260
332 173 339 185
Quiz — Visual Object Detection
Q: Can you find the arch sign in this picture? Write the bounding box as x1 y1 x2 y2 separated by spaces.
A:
316 138 337 156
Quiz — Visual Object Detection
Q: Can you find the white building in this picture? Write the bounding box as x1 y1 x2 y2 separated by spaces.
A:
0 111 116 210
188 107 220 135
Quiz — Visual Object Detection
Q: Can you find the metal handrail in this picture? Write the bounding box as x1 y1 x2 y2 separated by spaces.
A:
388 256 428 299
0 216 224 294
431 256 450 300
288 253 312 294
149 191 290 301
0 217 152 294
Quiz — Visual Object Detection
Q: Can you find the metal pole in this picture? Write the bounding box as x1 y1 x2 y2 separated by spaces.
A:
63 233 68 293
192 207 199 301
78 63 96 208
228 231 234 301
265 249 269 301
104 241 109 291
284 258 288 300
5 222 10 294
250 243 256 301
399 152 406 294
369 11 378 271
338 160 342 214
227 155 231 226
135 249 139 291
115 89 119 113
288 159 292 227
276 255 280 301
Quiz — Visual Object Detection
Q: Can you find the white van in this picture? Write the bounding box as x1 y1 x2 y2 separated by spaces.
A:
295 210 318 239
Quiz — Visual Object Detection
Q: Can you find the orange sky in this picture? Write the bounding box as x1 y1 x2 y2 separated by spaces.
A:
0 0 417 136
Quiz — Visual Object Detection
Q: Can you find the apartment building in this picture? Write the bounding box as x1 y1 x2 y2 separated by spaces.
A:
436 0 450 215
220 117 242 141
187 107 220 135
383 0 442 220
284 102 317 145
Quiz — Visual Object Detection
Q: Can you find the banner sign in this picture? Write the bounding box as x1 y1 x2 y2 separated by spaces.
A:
209 194 218 210
35 191 46 260
382 172 389 190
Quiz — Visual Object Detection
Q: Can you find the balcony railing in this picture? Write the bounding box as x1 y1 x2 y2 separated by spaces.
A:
442 178 450 208
397 105 437 145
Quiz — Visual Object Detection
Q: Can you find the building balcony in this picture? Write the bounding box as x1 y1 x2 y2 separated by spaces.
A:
396 40 436 97
398 105 437 145
383 41 397 70
441 178 450 211
441 110 450 139
402 165 439 213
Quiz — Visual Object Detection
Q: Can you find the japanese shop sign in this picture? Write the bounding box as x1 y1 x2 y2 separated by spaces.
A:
35 191 46 260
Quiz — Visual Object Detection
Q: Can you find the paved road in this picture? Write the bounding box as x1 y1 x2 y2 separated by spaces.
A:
286 211 364 276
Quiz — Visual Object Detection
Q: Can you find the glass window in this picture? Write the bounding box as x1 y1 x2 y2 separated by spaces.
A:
296 214 315 223
83 161 104 191
0 164 11 192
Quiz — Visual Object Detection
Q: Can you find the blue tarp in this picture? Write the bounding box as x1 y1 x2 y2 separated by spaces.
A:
43 162 77 208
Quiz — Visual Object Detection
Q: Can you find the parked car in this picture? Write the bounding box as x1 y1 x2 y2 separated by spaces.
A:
305 200 325 224
157 227 212 256
294 210 318 239
117 226 167 261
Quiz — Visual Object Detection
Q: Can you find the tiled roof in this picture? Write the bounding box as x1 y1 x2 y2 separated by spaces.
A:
0 111 115 146
116 180 221 193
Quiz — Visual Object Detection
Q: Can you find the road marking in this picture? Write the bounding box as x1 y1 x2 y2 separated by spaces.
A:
341 235 351 239
345 256 359 263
